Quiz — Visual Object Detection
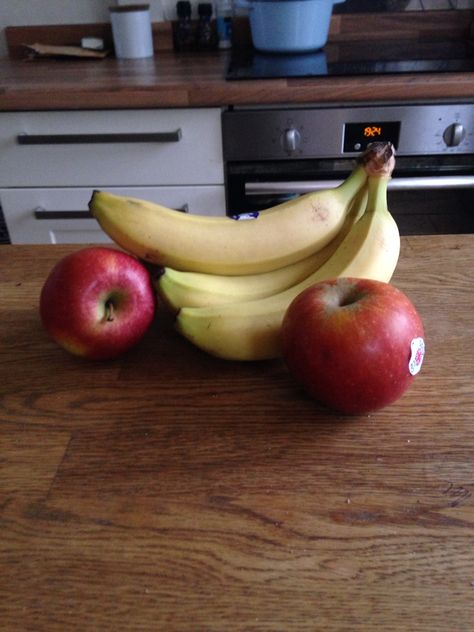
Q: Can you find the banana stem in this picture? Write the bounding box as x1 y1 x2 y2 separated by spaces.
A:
366 174 389 215
337 163 368 201
337 141 394 206
358 142 395 215
359 142 396 179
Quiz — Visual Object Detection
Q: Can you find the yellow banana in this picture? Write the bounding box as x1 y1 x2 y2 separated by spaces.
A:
156 187 368 311
175 143 400 361
88 162 367 276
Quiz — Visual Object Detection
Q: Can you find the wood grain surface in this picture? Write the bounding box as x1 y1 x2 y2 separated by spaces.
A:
2 53 474 112
1 236 474 631
1 9 474 111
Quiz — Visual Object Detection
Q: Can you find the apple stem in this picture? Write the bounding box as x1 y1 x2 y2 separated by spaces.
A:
105 299 115 322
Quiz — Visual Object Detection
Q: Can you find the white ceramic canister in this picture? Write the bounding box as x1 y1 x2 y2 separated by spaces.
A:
110 4 154 59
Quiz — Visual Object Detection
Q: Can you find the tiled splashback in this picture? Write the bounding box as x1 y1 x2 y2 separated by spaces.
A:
335 0 474 11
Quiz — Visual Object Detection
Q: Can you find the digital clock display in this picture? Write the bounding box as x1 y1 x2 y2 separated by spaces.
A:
343 121 400 153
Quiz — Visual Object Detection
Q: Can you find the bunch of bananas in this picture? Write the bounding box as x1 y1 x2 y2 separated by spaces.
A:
89 142 400 361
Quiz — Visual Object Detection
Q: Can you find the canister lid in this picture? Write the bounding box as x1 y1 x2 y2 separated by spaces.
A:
109 4 150 12
198 2 213 16
176 1 192 17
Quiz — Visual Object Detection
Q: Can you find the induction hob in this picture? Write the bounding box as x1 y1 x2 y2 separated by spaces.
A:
226 40 474 80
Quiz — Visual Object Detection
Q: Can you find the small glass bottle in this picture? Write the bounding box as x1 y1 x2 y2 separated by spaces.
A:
197 3 215 51
175 1 194 51
216 0 233 50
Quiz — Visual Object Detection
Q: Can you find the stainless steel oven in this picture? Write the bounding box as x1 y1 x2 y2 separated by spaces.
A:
222 103 474 235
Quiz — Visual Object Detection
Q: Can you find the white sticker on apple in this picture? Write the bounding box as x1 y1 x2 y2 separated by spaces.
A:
409 337 425 376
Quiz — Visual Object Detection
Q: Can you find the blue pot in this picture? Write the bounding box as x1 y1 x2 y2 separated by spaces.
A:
241 0 346 54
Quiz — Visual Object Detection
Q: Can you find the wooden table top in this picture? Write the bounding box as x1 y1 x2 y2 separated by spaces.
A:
1 236 474 631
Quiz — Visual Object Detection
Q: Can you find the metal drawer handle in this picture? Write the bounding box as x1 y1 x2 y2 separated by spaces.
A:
18 129 182 145
34 203 189 220
34 208 92 220
245 175 474 195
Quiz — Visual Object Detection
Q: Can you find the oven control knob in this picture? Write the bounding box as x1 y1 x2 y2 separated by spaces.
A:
443 122 466 147
282 127 301 153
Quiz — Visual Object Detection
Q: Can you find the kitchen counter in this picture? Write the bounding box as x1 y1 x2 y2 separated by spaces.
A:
1 236 474 631
1 53 474 111
2 11 474 111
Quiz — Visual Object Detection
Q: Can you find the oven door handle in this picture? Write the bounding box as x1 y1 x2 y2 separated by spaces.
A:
245 175 474 195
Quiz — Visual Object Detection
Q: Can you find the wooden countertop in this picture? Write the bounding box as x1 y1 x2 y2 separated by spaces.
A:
2 236 474 631
2 11 474 111
1 52 474 111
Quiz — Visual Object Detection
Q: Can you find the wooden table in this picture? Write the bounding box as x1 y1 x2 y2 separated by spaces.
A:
1 237 474 632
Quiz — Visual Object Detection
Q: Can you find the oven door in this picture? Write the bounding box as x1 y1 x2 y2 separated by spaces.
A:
225 155 474 235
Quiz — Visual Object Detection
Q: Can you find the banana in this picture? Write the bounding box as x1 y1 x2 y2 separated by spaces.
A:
156 187 368 311
88 162 367 276
175 143 400 361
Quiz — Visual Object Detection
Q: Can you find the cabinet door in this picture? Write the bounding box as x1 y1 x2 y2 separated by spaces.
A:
0 109 224 187
1 186 226 244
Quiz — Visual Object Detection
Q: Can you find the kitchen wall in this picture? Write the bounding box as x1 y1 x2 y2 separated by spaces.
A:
1 0 474 59
337 0 474 10
0 0 171 58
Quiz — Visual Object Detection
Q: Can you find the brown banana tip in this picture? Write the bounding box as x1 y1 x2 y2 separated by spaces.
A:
88 190 100 213
359 141 396 178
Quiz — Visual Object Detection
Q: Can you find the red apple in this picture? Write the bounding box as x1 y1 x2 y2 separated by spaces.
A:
40 246 156 360
281 278 425 415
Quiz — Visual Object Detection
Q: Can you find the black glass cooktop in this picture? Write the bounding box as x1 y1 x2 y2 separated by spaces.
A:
226 40 474 80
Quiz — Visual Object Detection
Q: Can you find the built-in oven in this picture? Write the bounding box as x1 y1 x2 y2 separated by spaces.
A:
222 103 474 235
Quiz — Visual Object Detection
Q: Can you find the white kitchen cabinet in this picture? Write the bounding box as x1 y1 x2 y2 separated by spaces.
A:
0 108 225 244
1 185 226 244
